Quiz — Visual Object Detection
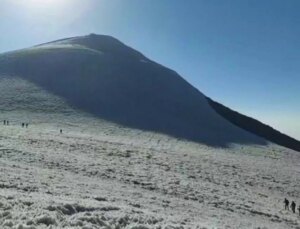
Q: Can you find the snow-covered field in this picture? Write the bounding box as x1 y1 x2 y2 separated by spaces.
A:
1 76 300 228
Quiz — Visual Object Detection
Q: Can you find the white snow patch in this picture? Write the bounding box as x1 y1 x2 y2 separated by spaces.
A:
0 75 300 228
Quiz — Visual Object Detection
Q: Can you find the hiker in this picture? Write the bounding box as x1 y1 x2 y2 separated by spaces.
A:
285 198 289 210
7 121 9 125
291 201 296 213
26 123 28 128
22 123 24 128
3 120 6 125
60 129 62 134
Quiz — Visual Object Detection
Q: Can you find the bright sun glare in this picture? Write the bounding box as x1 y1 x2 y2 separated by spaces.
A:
26 0 66 7
28 0 60 5
12 0 92 33
23 0 67 10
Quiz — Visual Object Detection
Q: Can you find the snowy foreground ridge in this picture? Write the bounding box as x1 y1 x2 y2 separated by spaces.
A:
0 77 300 228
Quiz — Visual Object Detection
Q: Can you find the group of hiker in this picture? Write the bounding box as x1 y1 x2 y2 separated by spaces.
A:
3 120 29 128
21 123 29 128
3 120 63 134
284 198 300 215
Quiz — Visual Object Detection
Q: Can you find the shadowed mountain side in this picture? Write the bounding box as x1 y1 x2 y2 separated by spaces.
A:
0 34 268 147
207 97 300 152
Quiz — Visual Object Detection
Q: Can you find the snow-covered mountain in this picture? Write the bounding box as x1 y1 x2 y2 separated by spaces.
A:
1 34 300 228
0 34 299 151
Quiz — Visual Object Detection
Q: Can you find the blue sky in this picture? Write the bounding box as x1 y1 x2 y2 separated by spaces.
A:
1 0 299 139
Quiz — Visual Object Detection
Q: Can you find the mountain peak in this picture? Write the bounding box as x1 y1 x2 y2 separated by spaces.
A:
1 35 300 151
37 34 146 60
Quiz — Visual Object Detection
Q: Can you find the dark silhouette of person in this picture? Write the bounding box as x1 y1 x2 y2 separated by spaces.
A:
60 129 62 134
285 198 289 210
7 121 9 125
3 120 6 125
298 206 300 216
291 201 296 213
22 123 24 128
26 123 28 128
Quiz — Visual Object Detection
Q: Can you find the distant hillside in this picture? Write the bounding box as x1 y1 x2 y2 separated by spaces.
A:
0 34 299 151
207 97 300 152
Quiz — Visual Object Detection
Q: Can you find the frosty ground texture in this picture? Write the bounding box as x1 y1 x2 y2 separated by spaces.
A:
0 77 300 228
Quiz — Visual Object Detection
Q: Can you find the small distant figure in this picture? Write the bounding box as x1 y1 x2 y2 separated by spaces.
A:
298 205 300 216
285 198 289 210
3 120 6 125
22 123 25 128
6 121 9 125
60 129 63 134
26 123 29 128
291 201 296 213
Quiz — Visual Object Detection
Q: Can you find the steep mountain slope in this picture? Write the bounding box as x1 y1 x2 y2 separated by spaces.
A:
0 34 298 151
207 97 300 152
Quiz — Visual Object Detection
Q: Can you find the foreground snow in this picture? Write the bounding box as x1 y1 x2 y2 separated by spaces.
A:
0 76 300 228
0 116 300 229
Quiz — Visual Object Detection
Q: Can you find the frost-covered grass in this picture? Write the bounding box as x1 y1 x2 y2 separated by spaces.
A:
0 76 300 228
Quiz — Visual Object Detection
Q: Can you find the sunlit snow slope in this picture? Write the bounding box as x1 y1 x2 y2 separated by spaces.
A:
0 36 300 228
0 76 300 228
